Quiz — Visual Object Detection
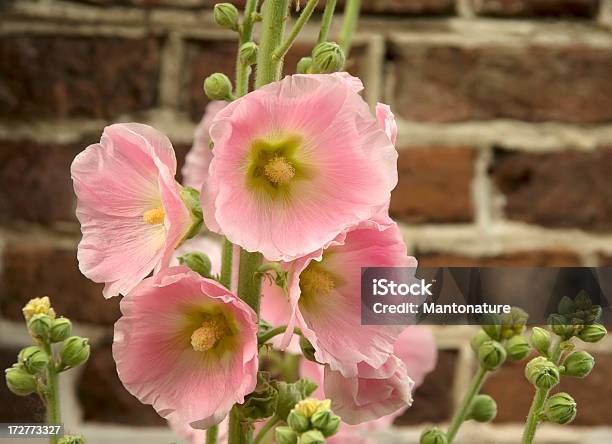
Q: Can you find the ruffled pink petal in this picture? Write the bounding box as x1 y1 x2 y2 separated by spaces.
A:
260 279 301 353
376 103 397 145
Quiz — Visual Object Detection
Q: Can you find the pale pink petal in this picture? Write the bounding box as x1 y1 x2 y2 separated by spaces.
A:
394 326 438 387
376 103 397 145
260 279 301 353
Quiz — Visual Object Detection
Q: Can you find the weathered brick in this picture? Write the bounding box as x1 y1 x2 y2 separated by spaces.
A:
0 36 160 119
77 336 166 425
390 147 474 223
395 349 457 424
600 254 612 266
491 149 612 231
473 0 600 17
390 41 612 124
0 238 120 325
417 250 582 267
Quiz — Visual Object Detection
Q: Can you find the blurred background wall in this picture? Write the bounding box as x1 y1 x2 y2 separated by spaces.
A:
1 0 612 442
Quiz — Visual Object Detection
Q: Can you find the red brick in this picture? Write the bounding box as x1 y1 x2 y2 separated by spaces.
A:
417 250 582 267
0 238 120 325
491 149 612 231
390 42 612 124
390 147 474 223
474 0 600 17
0 36 160 119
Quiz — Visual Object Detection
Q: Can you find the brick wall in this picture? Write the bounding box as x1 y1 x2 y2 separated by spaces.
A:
1 0 612 443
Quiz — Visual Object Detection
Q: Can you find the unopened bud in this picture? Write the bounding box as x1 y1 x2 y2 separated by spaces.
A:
22 296 56 322
420 427 448 444
531 327 551 356
179 187 203 241
561 350 594 378
468 394 497 423
298 430 325 444
297 57 312 74
213 3 239 31
311 409 340 437
58 436 85 444
549 314 574 339
578 324 607 343
295 398 331 418
300 336 317 363
178 252 212 278
478 340 507 370
239 42 258 66
470 329 490 352
309 42 345 74
60 336 90 369
276 426 298 444
525 357 559 389
501 307 529 338
50 317 72 343
204 73 233 101
544 392 576 425
288 409 310 433
506 335 531 361
19 346 48 374
481 314 502 340
28 314 52 341
557 296 574 316
5 366 38 396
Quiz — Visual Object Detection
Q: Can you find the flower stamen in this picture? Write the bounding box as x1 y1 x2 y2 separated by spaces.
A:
300 267 335 296
264 156 296 184
191 314 228 352
143 207 165 225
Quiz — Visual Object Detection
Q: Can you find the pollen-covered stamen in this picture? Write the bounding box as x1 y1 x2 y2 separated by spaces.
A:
300 267 335 296
264 156 296 184
143 207 165 225
190 314 228 352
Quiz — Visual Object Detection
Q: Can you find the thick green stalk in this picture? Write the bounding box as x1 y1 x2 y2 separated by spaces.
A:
206 425 219 444
235 0 259 96
258 325 302 345
44 346 60 444
255 0 290 87
522 387 549 444
228 407 253 444
337 0 360 55
237 249 263 314
446 367 488 443
317 0 337 44
220 238 233 289
273 0 319 61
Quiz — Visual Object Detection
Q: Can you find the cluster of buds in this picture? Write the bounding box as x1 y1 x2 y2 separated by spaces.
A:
275 398 341 444
297 42 346 75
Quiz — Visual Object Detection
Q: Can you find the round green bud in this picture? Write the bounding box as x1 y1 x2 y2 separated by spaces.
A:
28 313 52 341
60 336 90 369
310 42 345 74
239 42 258 66
50 317 72 343
481 315 502 341
468 394 497 423
478 340 507 371
213 3 239 31
419 427 448 444
204 73 233 101
505 335 531 361
549 314 573 339
544 392 576 425
179 187 203 241
58 435 85 444
557 296 575 316
288 409 310 433
178 252 212 278
561 350 594 378
300 335 318 363
19 346 48 374
501 307 529 338
297 57 312 74
311 409 340 437
531 327 551 356
525 356 559 389
578 323 607 343
298 430 326 444
275 427 298 444
5 366 38 396
470 329 490 352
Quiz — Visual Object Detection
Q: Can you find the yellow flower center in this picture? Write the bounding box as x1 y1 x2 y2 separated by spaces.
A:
263 156 296 184
143 207 165 225
300 266 335 296
190 314 229 352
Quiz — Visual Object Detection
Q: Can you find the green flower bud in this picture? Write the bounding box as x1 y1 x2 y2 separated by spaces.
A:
557 296 575 316
544 392 576 425
204 73 233 101
300 335 317 363
28 313 52 341
478 340 507 370
468 394 497 423
500 307 529 338
298 430 325 444
50 317 72 343
179 187 203 241
19 346 48 374
288 409 310 433
5 366 38 396
311 409 340 437
420 427 448 444
549 314 573 339
561 350 594 378
470 329 490 352
58 435 85 444
276 426 298 444
531 327 552 356
178 252 212 278
481 314 502 340
60 336 90 369
525 357 559 389
297 57 312 74
239 42 258 66
22 296 55 322
213 3 239 31
309 42 345 74
578 323 607 343
505 335 531 361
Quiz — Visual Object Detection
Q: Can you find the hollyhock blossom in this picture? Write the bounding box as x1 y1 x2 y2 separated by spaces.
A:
113 266 258 428
182 101 228 190
260 280 301 353
376 103 397 145
71 124 199 298
284 218 415 377
202 73 398 261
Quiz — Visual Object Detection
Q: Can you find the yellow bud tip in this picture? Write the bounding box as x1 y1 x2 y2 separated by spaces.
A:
264 156 296 184
190 314 228 352
22 296 55 321
296 398 332 418
300 267 335 296
143 207 165 225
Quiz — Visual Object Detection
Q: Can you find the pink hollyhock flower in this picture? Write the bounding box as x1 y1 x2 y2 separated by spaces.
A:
169 418 227 444
202 73 398 261
113 266 258 428
182 101 228 191
260 279 301 353
71 124 198 298
284 218 416 377
376 103 397 145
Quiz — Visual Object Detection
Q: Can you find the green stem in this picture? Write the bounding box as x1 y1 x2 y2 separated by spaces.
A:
258 325 302 345
446 367 488 443
255 0 290 87
337 0 360 55
273 0 319 61
235 0 259 97
253 416 280 444
220 238 233 289
317 0 337 44
206 425 219 444
522 387 549 444
44 345 60 444
237 249 263 315
228 407 253 444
